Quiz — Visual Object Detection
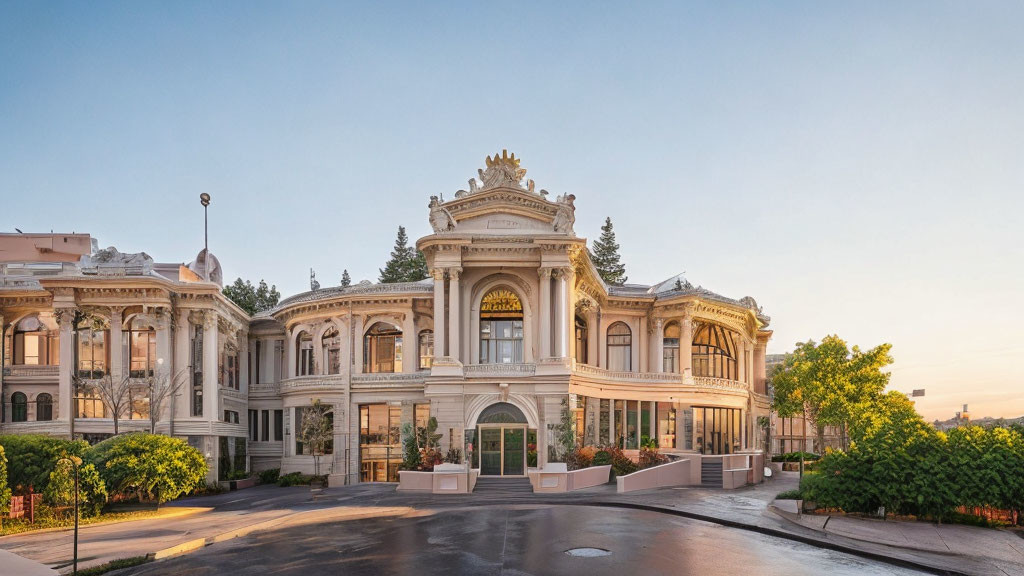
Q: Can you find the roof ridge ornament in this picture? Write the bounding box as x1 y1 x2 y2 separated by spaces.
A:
456 150 545 198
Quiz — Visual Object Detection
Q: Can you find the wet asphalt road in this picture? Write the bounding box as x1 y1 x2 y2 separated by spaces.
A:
123 505 927 576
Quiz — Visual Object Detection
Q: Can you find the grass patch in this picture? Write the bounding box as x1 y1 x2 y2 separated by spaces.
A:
76 556 152 576
0 509 165 536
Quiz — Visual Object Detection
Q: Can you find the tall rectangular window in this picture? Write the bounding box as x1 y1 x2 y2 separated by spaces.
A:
274 409 283 441
191 328 203 417
249 409 258 442
261 410 270 442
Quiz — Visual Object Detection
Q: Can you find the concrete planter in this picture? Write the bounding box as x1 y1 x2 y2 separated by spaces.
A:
219 477 257 491
397 468 475 493
616 459 696 493
529 465 610 493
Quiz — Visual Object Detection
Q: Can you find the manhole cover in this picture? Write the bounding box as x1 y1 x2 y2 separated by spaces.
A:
565 547 611 557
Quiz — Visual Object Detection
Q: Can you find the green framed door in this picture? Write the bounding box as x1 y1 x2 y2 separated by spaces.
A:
502 428 525 476
480 428 502 475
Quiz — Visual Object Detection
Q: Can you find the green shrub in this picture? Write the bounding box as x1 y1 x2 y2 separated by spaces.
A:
638 447 668 469
0 445 11 516
771 451 820 463
258 468 281 484
776 490 802 500
88 433 207 503
0 434 88 493
277 472 314 487
44 460 108 517
592 450 612 467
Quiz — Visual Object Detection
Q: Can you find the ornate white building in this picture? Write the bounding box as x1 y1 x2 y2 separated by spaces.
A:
1 152 772 485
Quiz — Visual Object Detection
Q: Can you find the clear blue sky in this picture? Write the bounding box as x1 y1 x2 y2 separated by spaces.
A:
2 1 1022 421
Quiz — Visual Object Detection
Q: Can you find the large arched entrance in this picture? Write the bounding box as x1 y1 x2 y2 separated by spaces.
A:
476 402 528 476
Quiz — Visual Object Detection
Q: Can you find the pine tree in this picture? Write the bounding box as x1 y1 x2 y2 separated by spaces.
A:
223 278 281 315
591 217 628 285
379 226 429 283
340 269 351 287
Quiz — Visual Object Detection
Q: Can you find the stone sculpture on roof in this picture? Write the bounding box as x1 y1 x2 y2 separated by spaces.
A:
80 246 153 276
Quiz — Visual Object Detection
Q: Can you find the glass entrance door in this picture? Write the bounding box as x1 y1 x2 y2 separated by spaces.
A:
502 428 524 475
478 425 527 476
480 428 502 475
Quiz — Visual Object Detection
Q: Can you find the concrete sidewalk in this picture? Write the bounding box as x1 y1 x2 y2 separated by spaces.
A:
0 548 57 575
770 499 1024 573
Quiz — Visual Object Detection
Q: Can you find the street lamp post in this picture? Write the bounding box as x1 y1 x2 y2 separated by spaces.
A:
199 193 211 280
56 456 81 576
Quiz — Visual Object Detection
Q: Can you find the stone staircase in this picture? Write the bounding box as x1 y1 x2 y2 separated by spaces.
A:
473 476 534 494
701 459 723 488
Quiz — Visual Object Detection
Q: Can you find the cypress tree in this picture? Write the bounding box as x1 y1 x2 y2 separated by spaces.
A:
379 226 429 283
591 217 628 285
340 269 351 287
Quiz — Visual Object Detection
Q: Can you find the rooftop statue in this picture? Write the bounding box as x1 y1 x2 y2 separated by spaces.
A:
428 195 456 233
456 150 544 198
81 246 153 276
553 193 577 235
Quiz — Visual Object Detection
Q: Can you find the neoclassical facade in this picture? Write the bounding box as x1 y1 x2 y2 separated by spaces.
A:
1 152 772 485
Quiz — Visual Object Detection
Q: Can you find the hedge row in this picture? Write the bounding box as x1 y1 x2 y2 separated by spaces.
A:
0 433 208 516
803 425 1024 522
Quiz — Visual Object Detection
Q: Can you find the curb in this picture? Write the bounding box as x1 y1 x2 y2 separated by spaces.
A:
0 507 211 540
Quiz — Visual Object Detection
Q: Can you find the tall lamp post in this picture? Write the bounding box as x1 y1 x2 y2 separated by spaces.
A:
56 456 81 576
199 193 211 280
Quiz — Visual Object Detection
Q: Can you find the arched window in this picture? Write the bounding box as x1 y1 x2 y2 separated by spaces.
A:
692 323 737 379
11 392 28 422
76 317 109 379
479 289 523 364
606 322 632 371
418 330 434 369
363 322 403 373
296 331 314 376
574 315 588 365
13 315 59 366
663 322 680 373
36 393 53 421
126 317 156 378
322 327 341 375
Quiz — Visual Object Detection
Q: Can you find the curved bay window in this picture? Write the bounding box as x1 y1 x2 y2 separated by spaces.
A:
296 331 313 376
12 315 59 365
606 322 632 371
418 330 434 369
76 318 109 379
694 406 742 455
36 393 53 421
126 318 156 378
663 322 680 373
480 289 523 364
692 323 737 380
574 315 588 365
322 327 341 375
11 392 28 422
363 322 403 373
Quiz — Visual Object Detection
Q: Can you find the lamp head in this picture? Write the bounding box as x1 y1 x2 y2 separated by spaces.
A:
200 193 211 207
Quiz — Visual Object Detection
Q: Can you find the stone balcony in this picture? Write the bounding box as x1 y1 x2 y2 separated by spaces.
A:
570 364 751 397
2 364 59 381
463 363 538 378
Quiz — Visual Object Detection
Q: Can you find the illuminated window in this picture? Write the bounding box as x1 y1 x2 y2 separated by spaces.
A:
480 289 523 364
692 324 737 379
12 315 59 366
76 317 109 379
663 322 680 373
363 323 403 373
418 330 433 369
126 318 156 378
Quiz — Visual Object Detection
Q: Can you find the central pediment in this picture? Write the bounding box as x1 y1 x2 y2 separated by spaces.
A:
426 151 576 236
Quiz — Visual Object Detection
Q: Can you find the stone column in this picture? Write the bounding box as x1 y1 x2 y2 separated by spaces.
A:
402 312 416 372
431 269 446 358
745 340 754 387
108 307 124 382
238 329 249 392
649 401 657 440
285 328 296 379
681 313 694 382
754 338 767 395
608 400 615 445
448 268 461 363
653 318 664 373
736 334 747 384
352 316 365 374
202 312 219 420
538 268 552 359
155 310 172 425
56 309 76 424
554 269 568 358
174 309 191 420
